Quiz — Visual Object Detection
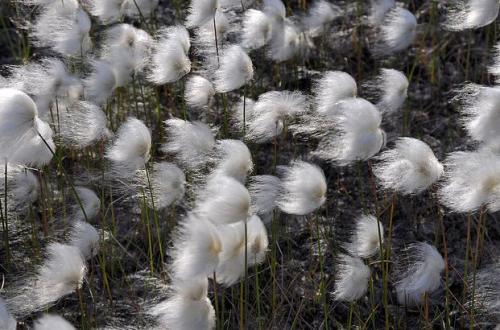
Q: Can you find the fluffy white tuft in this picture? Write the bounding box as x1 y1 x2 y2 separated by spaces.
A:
185 75 215 109
369 0 395 25
147 27 192 85
313 71 357 114
333 254 371 302
444 0 499 31
373 138 443 195
373 68 409 114
246 90 308 142
0 88 55 166
214 221 247 286
211 139 253 183
73 187 101 221
347 215 384 258
313 98 385 165
457 84 500 147
277 161 327 215
248 175 282 217
32 2 92 57
57 101 109 149
194 175 251 224
162 119 216 171
69 221 100 259
263 0 286 21
247 214 269 265
35 243 87 310
88 0 159 23
268 19 301 62
377 7 417 54
84 60 118 105
171 214 222 279
240 9 273 50
150 277 215 330
439 149 500 213
302 0 341 37
395 242 444 306
185 0 219 28
141 162 186 209
105 117 151 177
214 45 254 93
34 314 75 330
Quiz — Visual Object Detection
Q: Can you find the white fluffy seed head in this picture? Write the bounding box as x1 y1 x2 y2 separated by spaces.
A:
246 90 308 142
185 0 219 28
302 0 340 37
73 187 101 221
241 9 273 50
33 4 92 57
373 138 443 195
374 68 409 114
369 0 395 25
34 314 75 330
0 89 55 166
3 58 82 116
57 101 109 149
36 243 87 305
147 28 192 85
171 214 222 279
395 242 444 306
347 214 384 258
105 118 151 177
333 254 371 302
150 277 215 330
214 221 247 286
185 75 215 109
195 175 251 224
162 119 216 171
313 71 357 114
268 20 301 62
377 7 417 54
248 175 282 217
444 0 499 31
313 98 385 165
0 297 16 330
101 24 153 83
84 60 117 105
247 214 269 265
211 139 253 183
277 161 327 215
88 0 159 23
144 162 186 209
457 84 500 147
69 221 100 259
214 45 254 93
439 149 500 213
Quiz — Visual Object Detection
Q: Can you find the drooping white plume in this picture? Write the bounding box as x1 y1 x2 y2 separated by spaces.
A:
376 7 417 54
211 139 253 183
439 149 500 213
171 214 222 279
194 175 251 224
150 277 215 330
369 0 395 25
333 254 371 302
302 0 341 37
139 162 186 209
185 0 219 28
276 160 327 215
105 117 151 177
444 0 499 31
346 214 384 258
240 9 273 50
0 163 39 216
313 71 357 114
371 68 409 114
394 242 444 306
214 45 254 93
69 221 100 259
312 98 385 165
248 175 282 217
373 138 443 195
161 118 216 171
72 187 101 221
184 75 215 109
